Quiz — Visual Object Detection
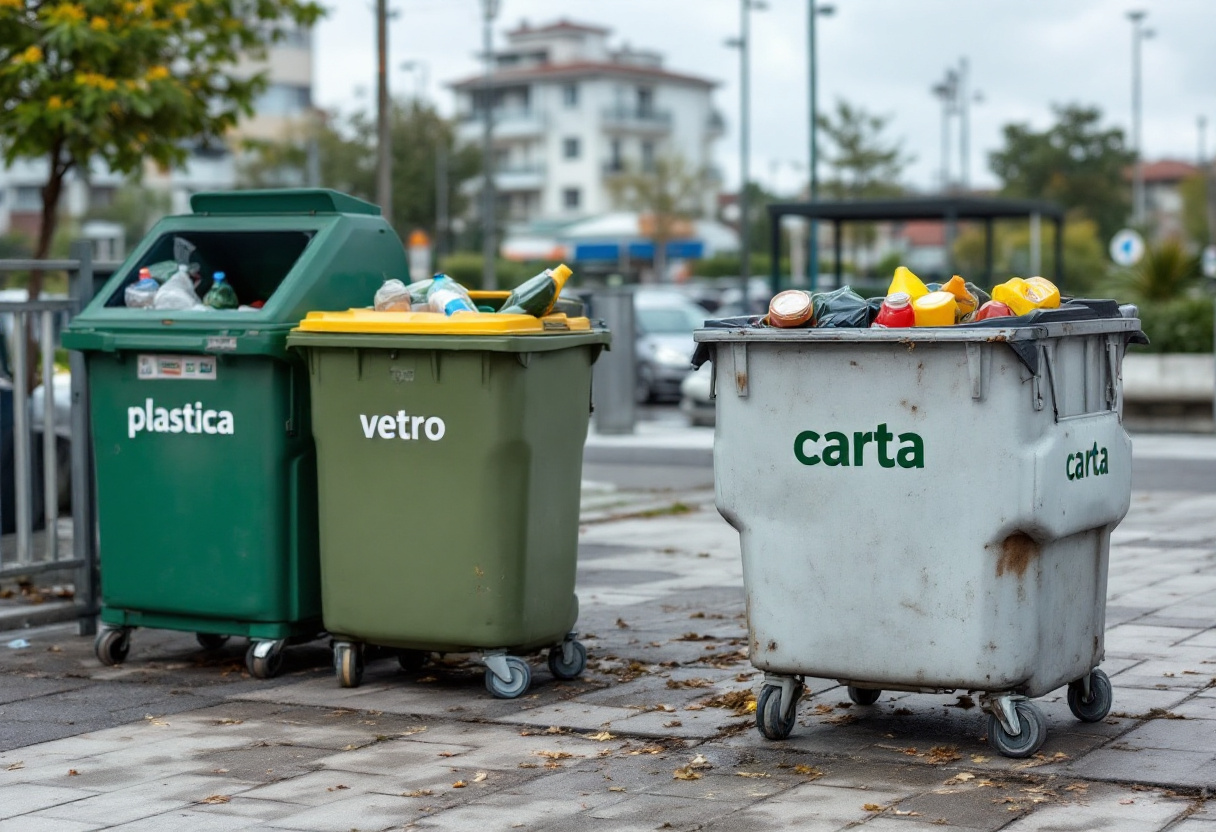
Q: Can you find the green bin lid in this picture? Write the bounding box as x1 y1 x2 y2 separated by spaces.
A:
190 189 381 216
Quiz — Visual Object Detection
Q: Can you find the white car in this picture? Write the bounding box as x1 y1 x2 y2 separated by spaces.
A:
679 362 714 427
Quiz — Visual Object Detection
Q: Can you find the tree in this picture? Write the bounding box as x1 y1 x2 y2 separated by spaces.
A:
816 99 911 200
0 0 324 300
607 154 708 282
1180 171 1213 248
989 105 1136 243
239 101 481 249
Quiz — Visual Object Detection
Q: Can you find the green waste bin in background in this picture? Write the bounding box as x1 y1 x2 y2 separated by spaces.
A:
287 308 610 698
62 189 406 678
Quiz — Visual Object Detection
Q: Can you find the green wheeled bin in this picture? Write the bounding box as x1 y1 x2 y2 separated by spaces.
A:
62 189 407 678
287 307 610 698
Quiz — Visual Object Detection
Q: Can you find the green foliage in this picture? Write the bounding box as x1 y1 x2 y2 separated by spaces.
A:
1180 171 1213 247
816 99 911 199
1134 296 1213 353
1113 238 1200 302
607 154 708 279
989 105 1135 242
437 253 535 289
85 181 171 248
951 217 1109 293
691 253 790 279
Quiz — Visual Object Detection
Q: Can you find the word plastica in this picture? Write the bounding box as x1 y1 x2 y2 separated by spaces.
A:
794 423 924 469
359 411 446 441
128 399 234 438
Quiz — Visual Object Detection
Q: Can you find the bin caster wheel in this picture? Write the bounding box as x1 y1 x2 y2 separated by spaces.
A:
1067 669 1112 723
987 700 1047 758
847 686 882 706
196 633 229 651
246 641 285 680
484 656 531 699
95 629 131 667
397 649 427 673
756 682 801 741
548 640 587 681
334 643 364 688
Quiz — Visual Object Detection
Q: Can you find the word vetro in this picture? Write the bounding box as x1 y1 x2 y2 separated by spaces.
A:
1066 442 1110 481
128 399 234 438
794 423 925 469
360 411 446 441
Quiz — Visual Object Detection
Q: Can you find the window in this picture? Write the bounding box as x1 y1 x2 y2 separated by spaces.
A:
637 87 654 116
89 186 116 209
14 186 41 211
641 140 656 172
253 83 312 117
563 84 579 108
563 137 580 160
609 138 623 172
563 188 581 210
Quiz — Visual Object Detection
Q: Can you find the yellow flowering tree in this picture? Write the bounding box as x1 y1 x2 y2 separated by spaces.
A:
0 0 324 281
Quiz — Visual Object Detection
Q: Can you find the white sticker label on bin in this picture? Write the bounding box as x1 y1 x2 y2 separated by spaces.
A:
360 411 446 441
137 354 217 381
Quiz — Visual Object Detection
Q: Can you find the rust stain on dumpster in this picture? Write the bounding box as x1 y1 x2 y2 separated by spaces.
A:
735 371 748 391
996 533 1040 579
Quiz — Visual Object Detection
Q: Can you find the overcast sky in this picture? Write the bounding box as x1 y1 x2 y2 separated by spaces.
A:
314 0 1216 195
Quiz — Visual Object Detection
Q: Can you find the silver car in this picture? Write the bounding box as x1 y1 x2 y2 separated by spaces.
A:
633 291 708 403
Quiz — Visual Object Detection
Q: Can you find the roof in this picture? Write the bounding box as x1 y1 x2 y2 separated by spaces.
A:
767 196 1065 222
449 60 716 90
507 19 610 37
1140 159 1200 183
897 221 946 247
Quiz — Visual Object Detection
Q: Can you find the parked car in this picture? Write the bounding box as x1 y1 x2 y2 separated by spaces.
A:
679 362 714 426
634 290 710 403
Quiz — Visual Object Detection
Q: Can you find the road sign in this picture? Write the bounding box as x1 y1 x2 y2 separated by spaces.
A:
1109 229 1146 267
1203 245 1216 279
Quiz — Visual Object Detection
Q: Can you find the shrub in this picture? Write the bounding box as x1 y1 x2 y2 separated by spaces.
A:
1132 296 1213 353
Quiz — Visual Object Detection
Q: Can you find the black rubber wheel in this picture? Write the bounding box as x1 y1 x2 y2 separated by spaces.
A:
396 649 428 673
1067 669 1113 723
95 629 130 667
334 643 363 688
196 633 229 651
986 700 1047 758
485 657 531 699
756 683 800 741
246 644 285 680
847 686 882 706
547 641 587 681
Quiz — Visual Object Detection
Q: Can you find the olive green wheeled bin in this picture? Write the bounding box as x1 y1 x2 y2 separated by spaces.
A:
287 309 610 698
62 189 407 678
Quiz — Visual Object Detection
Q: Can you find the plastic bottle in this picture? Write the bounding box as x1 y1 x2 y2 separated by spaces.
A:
940 275 978 319
153 264 204 310
887 266 930 301
499 264 573 317
124 267 160 308
973 300 1015 321
991 276 1060 316
203 271 238 310
912 291 958 326
871 291 915 328
426 274 476 315
374 279 412 312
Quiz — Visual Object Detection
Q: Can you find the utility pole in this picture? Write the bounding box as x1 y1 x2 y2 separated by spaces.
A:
807 1 834 292
958 57 969 191
375 0 392 224
1127 10 1153 225
931 69 958 193
480 0 500 290
738 1 754 291
1199 115 1208 166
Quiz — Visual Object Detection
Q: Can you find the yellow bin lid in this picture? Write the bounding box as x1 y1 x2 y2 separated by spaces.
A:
296 309 593 335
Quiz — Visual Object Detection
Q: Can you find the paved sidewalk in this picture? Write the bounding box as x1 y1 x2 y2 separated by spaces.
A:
2 482 1216 830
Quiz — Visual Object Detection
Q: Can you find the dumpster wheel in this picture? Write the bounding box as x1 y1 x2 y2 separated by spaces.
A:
484 655 531 699
396 649 428 673
334 642 364 688
756 680 802 741
196 633 230 651
95 628 131 667
847 686 882 706
986 700 1047 758
547 639 587 681
246 640 285 680
1067 669 1112 723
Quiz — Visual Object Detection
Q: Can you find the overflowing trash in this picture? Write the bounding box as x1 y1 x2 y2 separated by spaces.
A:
370 264 574 318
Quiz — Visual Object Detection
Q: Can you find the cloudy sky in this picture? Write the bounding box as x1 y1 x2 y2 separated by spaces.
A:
314 0 1216 195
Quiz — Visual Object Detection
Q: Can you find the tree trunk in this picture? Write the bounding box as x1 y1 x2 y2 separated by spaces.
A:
25 151 68 392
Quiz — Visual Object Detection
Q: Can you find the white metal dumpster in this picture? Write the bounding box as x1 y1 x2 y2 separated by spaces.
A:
695 316 1142 757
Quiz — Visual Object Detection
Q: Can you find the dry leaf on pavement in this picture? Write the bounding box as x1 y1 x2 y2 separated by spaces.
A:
585 731 615 742
533 750 576 760
452 781 467 788
473 772 488 783
736 772 770 778
673 766 702 781
4 762 23 771
200 795 230 804
608 787 626 792
863 803 886 812
927 746 962 764
793 764 823 779
403 789 433 797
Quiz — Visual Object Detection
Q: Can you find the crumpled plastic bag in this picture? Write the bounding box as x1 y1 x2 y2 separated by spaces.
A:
811 286 869 328
374 279 412 312
153 268 204 310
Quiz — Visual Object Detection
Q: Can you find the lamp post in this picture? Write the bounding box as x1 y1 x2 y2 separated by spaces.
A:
726 0 767 298
375 0 392 224
931 68 959 193
481 0 500 290
807 1 834 292
1127 10 1153 225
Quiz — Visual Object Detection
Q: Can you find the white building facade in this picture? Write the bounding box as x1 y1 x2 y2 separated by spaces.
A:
450 20 723 228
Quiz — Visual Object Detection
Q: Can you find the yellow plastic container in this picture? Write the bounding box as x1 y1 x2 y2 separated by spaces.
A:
941 276 978 319
888 266 930 301
912 291 958 327
992 277 1061 316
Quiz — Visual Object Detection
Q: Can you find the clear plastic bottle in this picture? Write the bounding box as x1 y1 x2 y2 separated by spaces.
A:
124 267 160 308
203 271 238 310
426 274 476 315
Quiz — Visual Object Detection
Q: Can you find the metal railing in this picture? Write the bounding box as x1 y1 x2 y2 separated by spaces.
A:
0 240 119 634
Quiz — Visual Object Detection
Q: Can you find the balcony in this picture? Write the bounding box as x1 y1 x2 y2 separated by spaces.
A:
601 106 672 133
456 108 548 142
495 162 546 192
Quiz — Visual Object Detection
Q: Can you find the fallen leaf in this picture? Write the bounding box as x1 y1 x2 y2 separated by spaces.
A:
943 772 976 785
823 713 856 726
585 731 615 742
701 690 757 716
793 764 823 779
812 703 835 715
1120 799 1135 805
341 744 357 751
626 745 664 755
200 795 230 804
893 809 922 816
212 768 229 774
473 772 487 783
673 766 702 781
666 677 713 689
970 755 990 764
863 803 886 812
399 726 428 736
608 786 626 792
736 772 770 778
544 726 567 735
616 618 629 628
664 720 683 728
452 781 467 788
326 784 349 792
927 746 962 764
685 704 705 711
214 718 243 726
1064 783 1089 793
518 763 538 769
438 752 459 758
4 762 23 771
403 789 433 798
533 750 575 760
67 769 79 776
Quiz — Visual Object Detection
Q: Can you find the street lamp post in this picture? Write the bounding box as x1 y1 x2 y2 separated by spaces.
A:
1127 10 1153 226
481 0 500 290
375 0 392 224
807 1 834 292
735 0 766 297
931 69 959 193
